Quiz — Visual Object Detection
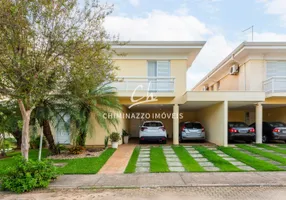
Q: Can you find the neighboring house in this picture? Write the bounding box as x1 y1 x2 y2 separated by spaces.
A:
57 41 286 147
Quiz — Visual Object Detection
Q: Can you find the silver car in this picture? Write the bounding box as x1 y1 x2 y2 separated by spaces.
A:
179 122 205 142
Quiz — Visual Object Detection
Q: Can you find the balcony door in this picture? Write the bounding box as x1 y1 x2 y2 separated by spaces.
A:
148 61 170 92
266 61 286 92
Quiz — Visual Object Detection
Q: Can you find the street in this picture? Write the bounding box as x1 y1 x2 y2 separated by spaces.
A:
1 187 286 200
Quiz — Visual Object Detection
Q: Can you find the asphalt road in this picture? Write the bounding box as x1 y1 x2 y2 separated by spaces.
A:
1 187 286 200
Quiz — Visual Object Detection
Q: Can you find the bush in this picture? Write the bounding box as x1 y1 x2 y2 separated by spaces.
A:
68 146 85 154
30 135 47 149
109 132 121 142
1 156 58 193
122 129 129 136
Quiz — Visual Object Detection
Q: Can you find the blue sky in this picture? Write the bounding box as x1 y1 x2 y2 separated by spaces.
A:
98 0 286 88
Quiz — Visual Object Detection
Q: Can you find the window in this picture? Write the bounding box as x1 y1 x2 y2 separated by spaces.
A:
147 61 171 91
266 61 286 78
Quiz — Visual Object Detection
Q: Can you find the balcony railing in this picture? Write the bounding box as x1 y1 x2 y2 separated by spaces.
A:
263 76 286 94
111 76 175 92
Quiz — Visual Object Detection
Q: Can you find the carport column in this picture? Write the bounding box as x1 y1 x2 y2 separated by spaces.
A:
223 101 228 147
173 104 179 145
255 103 263 144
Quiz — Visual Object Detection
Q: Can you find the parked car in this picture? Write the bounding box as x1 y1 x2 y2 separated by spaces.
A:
249 122 286 143
228 122 255 143
179 122 205 142
139 121 167 144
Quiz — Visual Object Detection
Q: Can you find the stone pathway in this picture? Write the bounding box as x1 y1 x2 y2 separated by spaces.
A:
162 146 185 172
136 147 150 173
234 145 286 170
205 147 255 171
184 146 220 171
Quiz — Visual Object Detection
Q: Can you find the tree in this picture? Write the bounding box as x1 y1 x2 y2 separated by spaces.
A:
70 84 121 147
0 0 118 160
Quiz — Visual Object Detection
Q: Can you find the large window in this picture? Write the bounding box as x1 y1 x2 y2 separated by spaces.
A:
147 61 171 91
266 61 286 78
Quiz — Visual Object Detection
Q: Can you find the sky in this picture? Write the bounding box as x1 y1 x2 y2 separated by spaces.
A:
98 0 286 89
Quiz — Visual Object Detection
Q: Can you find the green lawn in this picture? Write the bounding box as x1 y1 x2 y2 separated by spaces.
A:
172 146 204 172
276 144 286 148
237 145 286 165
0 148 115 175
53 148 116 174
219 146 282 171
124 146 140 173
150 146 169 173
256 144 286 154
194 146 241 172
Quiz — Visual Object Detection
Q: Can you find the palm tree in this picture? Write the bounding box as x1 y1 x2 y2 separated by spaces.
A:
72 84 122 147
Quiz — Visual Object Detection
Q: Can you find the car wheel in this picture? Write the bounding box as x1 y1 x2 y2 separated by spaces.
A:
162 140 167 144
262 135 268 143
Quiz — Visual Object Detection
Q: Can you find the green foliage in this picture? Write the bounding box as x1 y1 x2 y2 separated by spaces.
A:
150 147 169 173
122 129 129 136
1 156 58 193
30 135 47 149
68 146 85 155
124 147 140 173
104 136 109 149
109 132 121 142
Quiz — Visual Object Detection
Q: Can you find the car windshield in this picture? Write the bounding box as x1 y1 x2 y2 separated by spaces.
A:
269 122 286 127
229 122 248 128
185 123 202 129
143 122 163 127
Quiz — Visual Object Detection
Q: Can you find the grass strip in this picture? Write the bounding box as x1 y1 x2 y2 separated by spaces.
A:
54 148 116 174
172 146 204 172
237 145 286 165
256 144 286 154
194 146 241 172
150 146 169 173
124 146 140 173
219 146 282 171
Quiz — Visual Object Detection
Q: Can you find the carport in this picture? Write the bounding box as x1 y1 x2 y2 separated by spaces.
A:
179 91 265 146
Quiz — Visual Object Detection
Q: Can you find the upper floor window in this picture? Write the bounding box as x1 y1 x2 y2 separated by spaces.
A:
148 61 170 77
266 61 286 78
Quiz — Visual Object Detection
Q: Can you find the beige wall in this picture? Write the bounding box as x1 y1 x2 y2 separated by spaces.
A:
228 111 245 122
263 107 286 123
197 102 227 146
242 60 264 91
219 74 239 91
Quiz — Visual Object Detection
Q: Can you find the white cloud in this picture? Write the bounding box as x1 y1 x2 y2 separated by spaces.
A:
128 0 140 7
250 32 286 41
258 0 286 26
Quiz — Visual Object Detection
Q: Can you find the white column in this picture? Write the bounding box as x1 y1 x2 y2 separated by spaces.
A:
255 103 263 144
173 104 179 145
223 101 228 147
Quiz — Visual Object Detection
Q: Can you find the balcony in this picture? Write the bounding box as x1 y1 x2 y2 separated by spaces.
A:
263 76 286 97
111 76 175 96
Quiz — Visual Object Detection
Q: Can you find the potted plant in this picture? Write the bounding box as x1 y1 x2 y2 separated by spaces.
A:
122 129 130 144
109 132 121 149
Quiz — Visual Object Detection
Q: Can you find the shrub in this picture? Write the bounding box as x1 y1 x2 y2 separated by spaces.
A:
30 135 47 149
104 136 109 149
68 146 85 154
122 129 129 136
109 132 121 142
1 156 58 193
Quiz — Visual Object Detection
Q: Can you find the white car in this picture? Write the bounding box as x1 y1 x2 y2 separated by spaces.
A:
139 121 167 144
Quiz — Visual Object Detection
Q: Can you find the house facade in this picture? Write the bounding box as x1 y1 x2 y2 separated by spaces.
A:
56 41 286 147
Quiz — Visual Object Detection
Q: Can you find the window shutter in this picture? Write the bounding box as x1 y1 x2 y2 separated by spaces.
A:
157 61 170 77
267 61 286 78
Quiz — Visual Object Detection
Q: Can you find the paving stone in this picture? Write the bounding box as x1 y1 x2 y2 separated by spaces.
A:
167 161 183 167
229 161 246 166
269 161 282 165
194 158 208 162
138 155 150 158
136 167 149 173
188 150 199 153
238 166 255 171
217 154 229 158
164 154 178 158
169 167 185 172
138 158 150 162
53 163 67 168
140 152 150 155
164 152 175 155
136 162 150 167
203 166 220 171
223 157 236 161
207 148 217 150
198 162 214 167
256 157 271 161
279 166 286 170
166 158 180 162
190 154 203 158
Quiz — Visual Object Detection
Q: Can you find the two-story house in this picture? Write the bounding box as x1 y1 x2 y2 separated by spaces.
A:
193 42 286 144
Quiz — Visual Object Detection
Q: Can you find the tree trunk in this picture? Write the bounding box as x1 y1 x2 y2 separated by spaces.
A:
43 120 58 155
76 131 87 147
18 100 33 160
11 130 22 149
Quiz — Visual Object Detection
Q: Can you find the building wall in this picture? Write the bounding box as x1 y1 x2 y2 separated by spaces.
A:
197 102 227 146
263 107 286 123
219 74 239 91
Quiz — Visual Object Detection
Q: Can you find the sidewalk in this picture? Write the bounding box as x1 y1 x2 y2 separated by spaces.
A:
49 172 286 189
98 144 135 174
